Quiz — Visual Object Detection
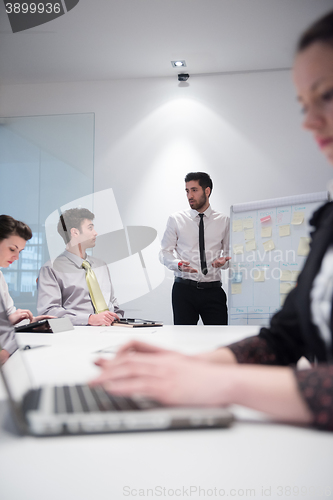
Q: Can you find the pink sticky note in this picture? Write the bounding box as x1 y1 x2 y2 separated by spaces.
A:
260 216 271 223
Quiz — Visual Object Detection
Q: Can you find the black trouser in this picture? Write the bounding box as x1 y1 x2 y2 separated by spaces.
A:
172 281 228 325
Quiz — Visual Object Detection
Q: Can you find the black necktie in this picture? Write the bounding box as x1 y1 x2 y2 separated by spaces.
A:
199 213 208 275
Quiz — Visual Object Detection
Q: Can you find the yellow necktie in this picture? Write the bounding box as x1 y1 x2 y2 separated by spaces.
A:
82 260 109 314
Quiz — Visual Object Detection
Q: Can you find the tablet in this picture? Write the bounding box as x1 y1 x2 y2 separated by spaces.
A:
15 319 52 333
112 318 163 328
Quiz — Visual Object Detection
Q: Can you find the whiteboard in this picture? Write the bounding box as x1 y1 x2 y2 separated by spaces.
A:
228 192 329 326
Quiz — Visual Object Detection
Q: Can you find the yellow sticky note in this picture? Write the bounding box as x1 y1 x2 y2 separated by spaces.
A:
279 225 290 237
233 244 244 255
244 229 255 240
261 226 272 238
291 212 304 225
233 220 243 232
246 240 256 252
291 271 300 282
231 283 242 294
280 282 293 294
253 270 265 282
263 239 275 252
243 219 253 229
298 237 310 256
280 294 287 307
280 270 292 282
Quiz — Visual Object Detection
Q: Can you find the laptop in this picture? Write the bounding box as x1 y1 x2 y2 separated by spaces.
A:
0 302 233 436
0 346 234 436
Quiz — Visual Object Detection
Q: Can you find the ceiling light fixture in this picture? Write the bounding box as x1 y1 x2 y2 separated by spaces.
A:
171 60 186 68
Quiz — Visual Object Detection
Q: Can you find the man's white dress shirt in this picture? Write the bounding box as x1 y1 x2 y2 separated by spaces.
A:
159 206 230 282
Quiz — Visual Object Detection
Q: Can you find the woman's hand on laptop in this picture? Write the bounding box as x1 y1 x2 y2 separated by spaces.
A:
9 309 34 324
32 315 56 322
112 340 175 357
9 311 56 325
98 340 237 367
90 352 235 407
94 340 181 370
89 354 314 425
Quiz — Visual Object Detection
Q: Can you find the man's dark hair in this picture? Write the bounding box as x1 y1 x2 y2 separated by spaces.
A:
57 208 95 244
297 10 333 52
184 172 213 196
0 214 32 242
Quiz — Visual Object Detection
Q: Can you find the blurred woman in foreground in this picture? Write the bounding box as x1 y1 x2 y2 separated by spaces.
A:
91 11 333 431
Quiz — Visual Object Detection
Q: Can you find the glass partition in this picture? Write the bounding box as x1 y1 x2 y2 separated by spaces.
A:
0 113 94 314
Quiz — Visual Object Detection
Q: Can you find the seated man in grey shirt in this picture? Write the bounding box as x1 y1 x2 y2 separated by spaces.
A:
37 208 124 326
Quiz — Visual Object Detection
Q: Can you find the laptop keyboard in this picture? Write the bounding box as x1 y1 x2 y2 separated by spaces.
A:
20 384 232 435
23 385 154 415
55 385 141 414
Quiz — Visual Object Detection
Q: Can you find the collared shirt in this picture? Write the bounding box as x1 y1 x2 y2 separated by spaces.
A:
37 250 124 326
0 271 16 317
310 245 333 353
0 281 17 355
159 205 230 283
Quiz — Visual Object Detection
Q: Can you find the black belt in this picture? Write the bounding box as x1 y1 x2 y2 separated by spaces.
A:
174 277 222 289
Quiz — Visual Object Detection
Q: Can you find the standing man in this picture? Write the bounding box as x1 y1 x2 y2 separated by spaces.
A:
37 208 124 326
160 172 230 325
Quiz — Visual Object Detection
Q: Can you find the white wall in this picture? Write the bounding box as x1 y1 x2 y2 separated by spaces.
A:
0 70 331 323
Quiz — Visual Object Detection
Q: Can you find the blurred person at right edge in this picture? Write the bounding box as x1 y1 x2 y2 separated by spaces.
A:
91 11 333 431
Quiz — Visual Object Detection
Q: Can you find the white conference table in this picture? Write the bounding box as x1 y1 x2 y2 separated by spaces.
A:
0 325 333 500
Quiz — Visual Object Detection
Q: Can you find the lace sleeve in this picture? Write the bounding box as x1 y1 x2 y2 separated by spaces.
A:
227 335 278 365
295 364 333 431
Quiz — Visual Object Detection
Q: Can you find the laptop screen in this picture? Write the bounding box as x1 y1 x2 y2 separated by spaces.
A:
1 349 33 404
